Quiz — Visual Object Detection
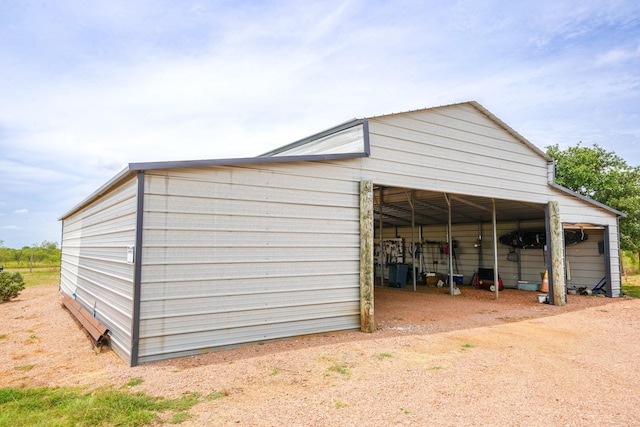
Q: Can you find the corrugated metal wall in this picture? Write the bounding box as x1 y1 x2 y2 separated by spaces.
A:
60 178 138 365
137 165 361 363
365 104 551 203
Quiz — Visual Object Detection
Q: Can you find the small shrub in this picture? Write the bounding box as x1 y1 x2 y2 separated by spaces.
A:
0 271 25 302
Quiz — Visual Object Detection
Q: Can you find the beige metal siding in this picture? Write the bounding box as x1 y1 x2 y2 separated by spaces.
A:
60 178 137 364
366 104 550 202
137 165 361 363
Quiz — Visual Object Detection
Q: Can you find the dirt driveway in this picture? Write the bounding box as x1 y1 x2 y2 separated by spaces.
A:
2 283 640 426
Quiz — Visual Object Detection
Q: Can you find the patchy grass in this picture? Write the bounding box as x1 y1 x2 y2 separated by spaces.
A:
375 352 393 360
0 386 199 426
327 363 350 377
622 274 640 297
204 390 228 401
14 365 35 371
461 343 475 348
125 378 144 388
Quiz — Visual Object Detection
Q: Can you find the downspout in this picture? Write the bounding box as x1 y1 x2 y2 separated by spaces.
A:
130 171 145 367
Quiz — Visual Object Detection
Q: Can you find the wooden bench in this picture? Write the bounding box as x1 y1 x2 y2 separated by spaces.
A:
62 293 109 346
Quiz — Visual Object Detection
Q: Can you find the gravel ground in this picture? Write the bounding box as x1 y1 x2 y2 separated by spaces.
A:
2 283 640 426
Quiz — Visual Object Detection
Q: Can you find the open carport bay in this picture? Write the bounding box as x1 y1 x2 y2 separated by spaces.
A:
373 185 607 294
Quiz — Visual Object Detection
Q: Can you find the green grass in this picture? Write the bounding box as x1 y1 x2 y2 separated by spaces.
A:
204 391 228 401
622 274 640 298
327 363 350 376
0 386 200 427
2 267 60 287
125 378 144 388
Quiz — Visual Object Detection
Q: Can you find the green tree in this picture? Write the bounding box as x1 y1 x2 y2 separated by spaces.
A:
546 143 640 255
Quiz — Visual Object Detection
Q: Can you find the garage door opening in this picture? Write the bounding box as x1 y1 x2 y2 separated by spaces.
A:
372 185 550 294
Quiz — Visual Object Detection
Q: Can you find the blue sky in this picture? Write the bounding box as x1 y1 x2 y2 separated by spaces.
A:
1 1 639 249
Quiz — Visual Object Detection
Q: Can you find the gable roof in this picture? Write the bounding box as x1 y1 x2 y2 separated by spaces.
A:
60 101 623 220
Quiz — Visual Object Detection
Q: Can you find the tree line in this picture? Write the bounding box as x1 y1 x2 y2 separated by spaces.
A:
0 241 61 268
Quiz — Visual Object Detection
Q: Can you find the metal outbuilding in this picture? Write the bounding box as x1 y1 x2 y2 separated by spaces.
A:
59 101 625 365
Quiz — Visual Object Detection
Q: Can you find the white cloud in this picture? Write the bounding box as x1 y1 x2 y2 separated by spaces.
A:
3 225 19 230
595 45 640 66
13 209 28 215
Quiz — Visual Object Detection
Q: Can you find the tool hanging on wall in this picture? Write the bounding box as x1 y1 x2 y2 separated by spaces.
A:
443 240 459 273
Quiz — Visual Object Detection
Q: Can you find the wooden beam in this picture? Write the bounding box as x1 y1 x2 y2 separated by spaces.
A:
549 201 566 305
62 293 109 345
360 180 375 332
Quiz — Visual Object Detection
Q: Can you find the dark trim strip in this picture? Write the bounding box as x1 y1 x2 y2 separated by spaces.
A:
130 171 145 367
362 118 371 156
59 220 64 292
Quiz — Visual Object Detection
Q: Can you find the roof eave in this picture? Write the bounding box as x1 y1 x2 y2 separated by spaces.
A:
59 150 369 221
549 182 627 217
468 101 552 162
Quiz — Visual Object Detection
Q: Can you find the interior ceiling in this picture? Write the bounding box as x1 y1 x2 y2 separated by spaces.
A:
373 186 546 228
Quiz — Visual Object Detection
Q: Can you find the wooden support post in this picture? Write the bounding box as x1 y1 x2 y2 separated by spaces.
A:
410 190 416 292
549 201 566 305
360 180 375 332
378 188 384 287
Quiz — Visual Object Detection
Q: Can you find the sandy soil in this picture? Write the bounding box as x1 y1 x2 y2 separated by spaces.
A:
2 283 640 426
